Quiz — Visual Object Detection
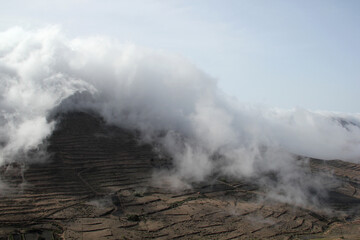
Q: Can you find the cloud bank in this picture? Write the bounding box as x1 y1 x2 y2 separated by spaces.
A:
1 26 360 206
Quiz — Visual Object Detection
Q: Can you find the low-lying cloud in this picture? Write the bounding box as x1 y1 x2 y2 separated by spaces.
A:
1 26 360 207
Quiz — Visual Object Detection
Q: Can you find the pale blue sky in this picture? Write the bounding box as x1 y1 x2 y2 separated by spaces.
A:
1 0 359 112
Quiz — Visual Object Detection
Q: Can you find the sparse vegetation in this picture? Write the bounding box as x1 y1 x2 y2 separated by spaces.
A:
169 196 203 209
127 214 141 222
134 192 143 197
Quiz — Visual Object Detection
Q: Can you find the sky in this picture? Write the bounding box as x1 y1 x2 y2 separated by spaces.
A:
0 0 359 113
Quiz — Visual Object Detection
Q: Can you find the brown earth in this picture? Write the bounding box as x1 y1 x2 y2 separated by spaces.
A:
0 112 359 239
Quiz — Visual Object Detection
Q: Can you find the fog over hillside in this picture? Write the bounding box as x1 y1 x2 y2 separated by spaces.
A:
1 27 360 206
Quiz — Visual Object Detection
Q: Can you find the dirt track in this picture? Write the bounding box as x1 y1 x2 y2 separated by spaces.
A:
0 112 359 239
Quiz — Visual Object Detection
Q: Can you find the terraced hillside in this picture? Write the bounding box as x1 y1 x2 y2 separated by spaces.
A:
0 112 359 239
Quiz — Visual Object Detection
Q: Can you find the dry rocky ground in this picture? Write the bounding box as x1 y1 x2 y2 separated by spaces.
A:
0 112 359 239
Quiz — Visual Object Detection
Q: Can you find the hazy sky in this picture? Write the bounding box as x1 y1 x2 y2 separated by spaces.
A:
1 0 359 112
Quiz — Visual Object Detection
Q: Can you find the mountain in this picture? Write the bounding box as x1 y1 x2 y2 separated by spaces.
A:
0 111 359 239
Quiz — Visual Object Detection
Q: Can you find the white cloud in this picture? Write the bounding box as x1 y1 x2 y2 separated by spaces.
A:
1 26 360 207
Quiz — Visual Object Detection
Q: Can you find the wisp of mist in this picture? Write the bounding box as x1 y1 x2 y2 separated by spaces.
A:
1 27 360 207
